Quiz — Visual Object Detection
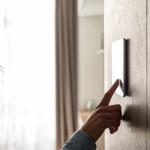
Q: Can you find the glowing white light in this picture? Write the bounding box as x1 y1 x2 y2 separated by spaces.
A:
4 0 56 149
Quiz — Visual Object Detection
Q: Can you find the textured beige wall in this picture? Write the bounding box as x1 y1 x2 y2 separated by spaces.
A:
104 0 118 14
78 16 104 110
104 0 147 150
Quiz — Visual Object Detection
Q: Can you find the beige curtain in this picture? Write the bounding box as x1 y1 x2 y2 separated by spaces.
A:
55 0 77 149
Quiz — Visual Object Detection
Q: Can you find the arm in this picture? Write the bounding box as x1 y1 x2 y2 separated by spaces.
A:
61 79 122 150
61 130 96 150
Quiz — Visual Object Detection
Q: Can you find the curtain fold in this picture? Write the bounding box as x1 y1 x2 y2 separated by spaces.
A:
55 0 77 149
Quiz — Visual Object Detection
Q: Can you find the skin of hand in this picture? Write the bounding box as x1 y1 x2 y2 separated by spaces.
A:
80 79 122 142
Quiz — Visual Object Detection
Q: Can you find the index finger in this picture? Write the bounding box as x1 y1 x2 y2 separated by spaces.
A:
99 79 119 107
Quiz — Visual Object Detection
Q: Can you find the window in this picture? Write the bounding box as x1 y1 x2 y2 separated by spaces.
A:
0 0 56 149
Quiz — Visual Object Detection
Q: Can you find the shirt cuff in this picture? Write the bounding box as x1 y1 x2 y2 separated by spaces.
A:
62 130 96 150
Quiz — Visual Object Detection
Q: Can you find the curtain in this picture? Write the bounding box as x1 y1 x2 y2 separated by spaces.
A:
55 0 78 149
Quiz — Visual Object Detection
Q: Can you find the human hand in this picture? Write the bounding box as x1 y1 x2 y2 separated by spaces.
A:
80 79 122 142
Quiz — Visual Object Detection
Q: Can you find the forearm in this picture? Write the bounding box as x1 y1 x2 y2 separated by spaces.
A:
61 130 96 150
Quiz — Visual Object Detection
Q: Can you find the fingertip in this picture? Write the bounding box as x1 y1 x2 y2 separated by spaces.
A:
116 79 119 85
116 79 119 82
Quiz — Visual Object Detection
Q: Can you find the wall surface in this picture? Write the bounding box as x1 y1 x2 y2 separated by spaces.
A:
104 0 148 149
147 0 150 149
78 16 104 110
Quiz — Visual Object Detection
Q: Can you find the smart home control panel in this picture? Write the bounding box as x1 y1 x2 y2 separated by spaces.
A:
112 39 127 97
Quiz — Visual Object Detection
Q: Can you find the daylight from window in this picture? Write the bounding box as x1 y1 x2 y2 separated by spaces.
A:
0 0 55 150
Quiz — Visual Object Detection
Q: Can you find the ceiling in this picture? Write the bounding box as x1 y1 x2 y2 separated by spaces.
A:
78 0 104 16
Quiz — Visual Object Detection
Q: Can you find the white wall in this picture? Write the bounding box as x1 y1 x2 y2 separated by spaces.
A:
78 16 104 110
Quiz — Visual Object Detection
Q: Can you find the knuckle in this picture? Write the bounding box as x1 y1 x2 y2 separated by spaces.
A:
93 108 99 113
114 112 121 118
112 120 117 126
94 108 99 113
98 113 102 118
99 119 106 124
116 104 121 110
114 120 120 127
92 108 103 117
111 120 116 124
96 108 103 114
94 108 100 115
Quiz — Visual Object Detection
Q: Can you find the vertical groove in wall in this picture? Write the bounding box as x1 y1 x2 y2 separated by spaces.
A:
146 0 148 149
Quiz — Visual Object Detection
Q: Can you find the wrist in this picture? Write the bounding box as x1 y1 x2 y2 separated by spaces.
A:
80 128 96 142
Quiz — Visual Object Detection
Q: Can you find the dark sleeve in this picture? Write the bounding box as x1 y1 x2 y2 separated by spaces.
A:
61 130 96 150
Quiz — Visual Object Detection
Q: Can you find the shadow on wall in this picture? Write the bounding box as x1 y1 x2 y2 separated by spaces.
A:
122 105 146 130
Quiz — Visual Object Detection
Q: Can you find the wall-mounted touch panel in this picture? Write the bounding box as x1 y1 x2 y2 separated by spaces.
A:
112 38 126 97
